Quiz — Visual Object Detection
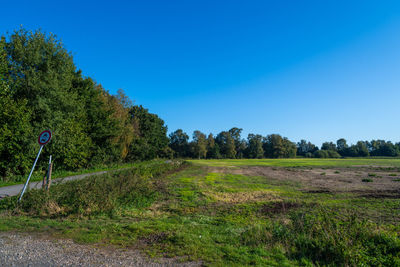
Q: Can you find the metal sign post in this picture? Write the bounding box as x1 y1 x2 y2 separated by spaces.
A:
42 155 52 190
18 130 52 202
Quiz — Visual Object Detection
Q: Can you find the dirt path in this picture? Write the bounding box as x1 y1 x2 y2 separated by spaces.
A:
0 232 199 267
0 171 109 199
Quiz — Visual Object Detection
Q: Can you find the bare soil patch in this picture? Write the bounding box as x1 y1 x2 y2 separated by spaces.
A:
206 166 400 197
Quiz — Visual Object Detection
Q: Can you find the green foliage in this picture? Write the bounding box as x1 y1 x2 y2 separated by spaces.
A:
246 134 264 159
192 130 207 159
369 140 399 157
14 160 183 217
206 133 220 159
229 127 244 158
297 140 318 156
263 134 297 158
336 138 348 154
169 129 190 158
321 142 337 151
239 211 400 266
0 91 33 177
304 152 313 158
129 105 169 160
313 149 340 158
0 28 170 180
0 38 34 177
216 131 237 158
285 212 400 266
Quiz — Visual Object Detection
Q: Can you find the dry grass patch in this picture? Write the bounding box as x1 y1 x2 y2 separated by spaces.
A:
204 190 278 204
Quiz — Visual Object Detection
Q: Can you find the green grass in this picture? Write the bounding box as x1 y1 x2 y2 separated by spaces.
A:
0 159 399 266
189 158 400 168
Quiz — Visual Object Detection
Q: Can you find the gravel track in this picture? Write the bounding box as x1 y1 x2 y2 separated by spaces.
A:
0 171 109 199
0 232 201 267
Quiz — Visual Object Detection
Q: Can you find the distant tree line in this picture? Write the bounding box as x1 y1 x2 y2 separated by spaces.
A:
169 128 297 159
0 28 170 178
168 128 400 159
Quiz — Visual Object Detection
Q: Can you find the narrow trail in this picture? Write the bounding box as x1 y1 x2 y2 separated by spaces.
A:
0 170 109 199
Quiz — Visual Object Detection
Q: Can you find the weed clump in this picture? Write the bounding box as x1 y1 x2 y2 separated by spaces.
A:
362 178 373 183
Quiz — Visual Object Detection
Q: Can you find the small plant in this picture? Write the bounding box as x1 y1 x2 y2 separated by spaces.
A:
368 173 376 177
320 172 326 175
393 179 400 182
362 178 373 183
334 171 340 174
388 173 397 177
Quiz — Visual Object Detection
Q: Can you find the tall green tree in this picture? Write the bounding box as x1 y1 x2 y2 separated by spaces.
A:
0 27 172 175
5 28 91 169
321 142 337 151
246 134 264 159
297 140 318 156
129 105 168 160
228 127 244 158
206 133 221 159
336 138 349 156
216 131 236 158
0 37 33 177
192 130 207 159
263 134 296 158
169 129 190 158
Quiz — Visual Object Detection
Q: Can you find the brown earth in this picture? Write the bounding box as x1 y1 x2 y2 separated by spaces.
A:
206 166 400 198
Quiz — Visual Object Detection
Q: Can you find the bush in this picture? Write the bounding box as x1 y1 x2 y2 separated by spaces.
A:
15 160 186 217
327 150 341 158
313 150 329 158
313 150 341 158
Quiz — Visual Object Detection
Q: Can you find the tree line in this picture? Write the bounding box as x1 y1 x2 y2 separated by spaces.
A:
168 128 400 159
0 28 171 178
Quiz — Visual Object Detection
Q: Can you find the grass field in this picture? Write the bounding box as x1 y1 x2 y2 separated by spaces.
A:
189 158 400 168
0 159 399 266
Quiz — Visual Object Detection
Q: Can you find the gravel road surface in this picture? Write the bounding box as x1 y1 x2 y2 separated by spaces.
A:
0 232 200 267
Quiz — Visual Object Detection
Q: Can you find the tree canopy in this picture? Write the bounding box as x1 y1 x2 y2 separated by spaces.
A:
0 28 169 178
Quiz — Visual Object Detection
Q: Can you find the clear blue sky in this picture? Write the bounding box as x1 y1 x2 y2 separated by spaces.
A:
2 1 400 146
